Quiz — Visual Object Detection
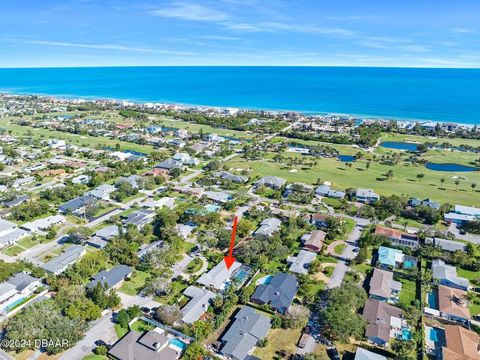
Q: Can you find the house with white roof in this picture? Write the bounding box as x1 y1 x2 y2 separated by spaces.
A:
287 250 317 275
196 260 242 291
21 215 65 233
0 218 28 248
432 259 469 291
253 218 282 237
356 188 380 203
85 184 116 200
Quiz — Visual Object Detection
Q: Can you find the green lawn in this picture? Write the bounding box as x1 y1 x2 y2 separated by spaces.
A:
17 236 44 249
226 152 480 205
398 277 417 308
334 243 346 255
119 270 150 296
114 324 129 339
3 245 25 256
185 257 203 274
82 355 108 360
380 133 480 148
155 280 188 305
457 267 480 282
158 117 253 139
130 319 154 333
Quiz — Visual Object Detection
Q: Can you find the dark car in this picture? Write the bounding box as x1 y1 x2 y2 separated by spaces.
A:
141 306 150 313
327 347 341 360
94 340 110 349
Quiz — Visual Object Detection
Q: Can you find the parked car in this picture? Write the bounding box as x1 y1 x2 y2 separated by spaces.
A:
327 347 340 360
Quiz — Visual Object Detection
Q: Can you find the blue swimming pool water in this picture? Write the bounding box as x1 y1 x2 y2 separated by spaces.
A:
429 328 440 342
169 338 187 350
204 204 220 213
6 297 26 312
258 275 273 285
404 260 415 269
235 270 249 282
402 328 412 340
427 292 438 309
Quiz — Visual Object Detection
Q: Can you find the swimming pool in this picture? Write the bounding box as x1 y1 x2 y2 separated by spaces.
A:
204 204 220 213
427 291 438 309
235 269 249 282
401 328 412 340
256 275 273 285
169 338 187 351
6 297 26 312
404 260 415 269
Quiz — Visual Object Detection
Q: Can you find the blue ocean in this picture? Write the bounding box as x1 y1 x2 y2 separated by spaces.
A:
0 66 479 124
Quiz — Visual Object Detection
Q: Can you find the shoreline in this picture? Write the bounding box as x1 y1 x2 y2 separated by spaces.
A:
0 90 477 128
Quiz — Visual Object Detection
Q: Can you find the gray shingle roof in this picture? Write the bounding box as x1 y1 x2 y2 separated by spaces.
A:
251 273 298 313
87 265 132 290
7 272 40 292
220 306 271 360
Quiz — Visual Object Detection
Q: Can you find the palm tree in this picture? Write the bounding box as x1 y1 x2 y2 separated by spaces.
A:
472 183 477 192
366 161 371 171
416 173 425 182
455 178 461 191
440 177 445 188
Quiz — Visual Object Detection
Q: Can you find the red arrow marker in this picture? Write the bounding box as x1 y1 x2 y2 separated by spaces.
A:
224 216 238 270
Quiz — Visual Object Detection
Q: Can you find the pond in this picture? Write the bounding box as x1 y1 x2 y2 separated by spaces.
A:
338 155 356 162
425 162 479 172
380 141 419 151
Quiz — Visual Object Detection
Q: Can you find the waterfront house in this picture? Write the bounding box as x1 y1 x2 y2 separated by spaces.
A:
432 259 469 291
219 306 271 360
251 273 298 314
369 268 402 303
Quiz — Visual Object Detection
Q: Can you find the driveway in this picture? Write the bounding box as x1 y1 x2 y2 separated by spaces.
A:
327 260 348 289
59 311 117 360
448 223 480 244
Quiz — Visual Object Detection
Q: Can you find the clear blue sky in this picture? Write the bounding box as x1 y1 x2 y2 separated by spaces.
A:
1 0 479 68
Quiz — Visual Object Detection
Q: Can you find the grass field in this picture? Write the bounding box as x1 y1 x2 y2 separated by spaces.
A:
398 277 417 308
380 133 480 148
3 245 25 256
130 319 154 333
227 152 480 205
119 270 150 296
253 328 302 359
114 324 129 339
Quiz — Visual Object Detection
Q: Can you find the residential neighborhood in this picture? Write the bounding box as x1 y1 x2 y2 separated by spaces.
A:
0 94 478 360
